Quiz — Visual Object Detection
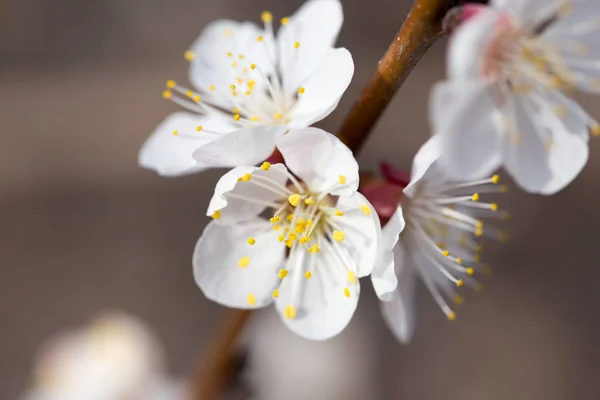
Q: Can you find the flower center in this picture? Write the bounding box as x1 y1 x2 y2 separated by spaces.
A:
163 11 307 131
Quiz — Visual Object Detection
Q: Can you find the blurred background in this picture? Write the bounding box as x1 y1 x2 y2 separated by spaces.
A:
2 0 600 399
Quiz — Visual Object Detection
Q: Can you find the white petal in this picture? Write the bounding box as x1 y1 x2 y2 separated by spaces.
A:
371 207 405 301
192 125 286 169
380 244 417 344
287 48 354 128
430 80 503 182
277 128 358 195
447 8 504 78
277 0 343 90
193 219 285 309
207 163 289 223
403 135 442 198
139 112 223 176
188 20 271 98
522 91 589 194
334 192 381 277
275 246 359 340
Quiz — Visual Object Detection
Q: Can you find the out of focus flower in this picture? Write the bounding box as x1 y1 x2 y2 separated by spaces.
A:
21 312 187 400
194 128 382 340
139 0 353 176
431 0 600 194
369 137 507 343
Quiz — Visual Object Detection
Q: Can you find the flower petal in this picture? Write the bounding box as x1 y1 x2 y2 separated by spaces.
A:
371 207 405 301
138 112 232 176
447 8 504 78
277 128 358 195
287 48 354 128
334 192 381 277
403 135 443 198
380 244 417 344
275 245 359 340
277 0 344 90
188 19 271 98
193 219 285 309
207 163 289 223
192 125 287 169
430 80 503 183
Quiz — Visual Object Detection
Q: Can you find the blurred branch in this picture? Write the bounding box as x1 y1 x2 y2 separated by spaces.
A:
190 309 251 399
336 0 453 153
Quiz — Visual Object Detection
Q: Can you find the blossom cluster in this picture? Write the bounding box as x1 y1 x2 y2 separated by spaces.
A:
139 0 600 342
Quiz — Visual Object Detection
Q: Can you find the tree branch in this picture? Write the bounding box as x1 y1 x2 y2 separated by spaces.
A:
336 0 453 153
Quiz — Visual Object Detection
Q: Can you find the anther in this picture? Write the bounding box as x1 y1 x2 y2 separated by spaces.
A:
333 230 345 242
456 279 464 287
281 16 290 25
288 194 301 207
196 126 203 132
210 85 216 91
250 64 257 70
471 193 480 202
339 175 346 184
591 123 600 136
270 215 280 223
211 210 221 220
274 113 282 120
360 205 371 216
278 235 284 242
257 35 263 42
261 11 273 23
466 267 474 276
242 173 252 182
247 237 256 245
224 29 232 37
491 203 498 211
284 305 296 319
193 95 201 102
261 162 271 171
184 50 195 61
304 197 315 205
347 271 357 284
172 130 178 136
491 175 500 184
334 210 344 216
447 312 457 321
163 90 172 99
455 257 462 264
238 256 250 268
294 42 300 49
344 287 351 298
453 295 464 305
272 290 279 298
226 52 233 57
233 114 241 121
278 269 288 279
298 87 305 94
247 293 256 305
305 271 312 279
442 250 450 257
186 90 193 98
166 80 176 88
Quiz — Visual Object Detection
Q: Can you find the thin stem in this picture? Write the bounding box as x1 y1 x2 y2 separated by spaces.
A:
336 0 451 153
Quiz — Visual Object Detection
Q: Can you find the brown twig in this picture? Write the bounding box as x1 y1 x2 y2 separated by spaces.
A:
337 0 452 153
192 1 457 398
190 309 251 399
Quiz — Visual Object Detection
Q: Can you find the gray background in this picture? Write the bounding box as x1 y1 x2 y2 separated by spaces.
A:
1 0 599 398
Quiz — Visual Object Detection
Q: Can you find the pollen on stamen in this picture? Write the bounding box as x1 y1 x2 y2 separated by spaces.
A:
442 250 450 257
455 258 462 264
456 279 464 287
261 162 271 171
186 90 193 98
278 269 288 279
347 271 357 284
308 244 320 253
334 209 344 216
247 293 256 305
284 305 296 319
261 11 273 23
277 235 284 242
224 28 232 37
333 230 345 242
274 113 282 120
466 267 475 276
591 123 600 136
193 95 201 102
471 193 480 202
288 194 301 207
272 290 279 298
294 42 300 49
247 237 256 245
360 205 371 216
305 271 312 279
250 64 257 70
238 256 250 268
226 51 233 58
242 173 252 182
281 16 290 25
211 210 221 220
491 174 500 184
184 50 195 61
166 80 176 89
339 175 346 184
304 197 315 205
163 90 172 99
447 311 457 321
257 35 263 42
209 85 216 91
172 130 178 136
491 203 498 211
343 287 351 298
233 114 241 121
298 87 305 94
453 295 464 305
270 215 280 223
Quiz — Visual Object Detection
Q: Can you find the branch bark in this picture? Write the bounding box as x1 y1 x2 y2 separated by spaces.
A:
337 0 452 153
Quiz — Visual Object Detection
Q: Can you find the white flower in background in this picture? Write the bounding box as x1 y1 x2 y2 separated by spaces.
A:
431 0 600 194
21 312 188 400
372 137 507 343
139 0 354 176
193 128 382 340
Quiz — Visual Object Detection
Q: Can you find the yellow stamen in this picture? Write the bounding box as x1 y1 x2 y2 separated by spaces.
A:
360 205 371 216
242 173 252 182
233 114 241 121
224 29 232 37
166 80 176 88
184 50 195 61
261 162 271 171
288 194 301 207
210 85 216 91
193 95 201 102
172 130 178 136
250 64 256 70
334 209 344 216
491 203 498 211
278 235 284 242
339 175 346 184
466 267 474 276
344 287 351 298
247 293 256 305
211 210 221 220
456 257 462 264
261 11 273 23
442 250 449 257
347 271 357 284
304 197 315 205
278 269 288 279
284 305 296 319
274 112 282 120
163 90 172 99
305 271 312 279
471 193 480 202
298 86 305 94
333 230 345 242
281 16 290 25
308 244 320 253
294 42 300 49
491 174 500 184
447 312 457 321
456 279 464 287
247 237 256 245
591 123 600 136
257 35 263 42
270 215 280 223
272 290 279 298
238 256 250 268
